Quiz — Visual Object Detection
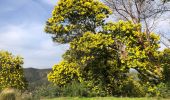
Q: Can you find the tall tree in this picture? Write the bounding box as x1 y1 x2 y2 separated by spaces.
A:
46 0 163 96
48 21 161 96
48 31 128 95
0 51 27 91
45 0 111 43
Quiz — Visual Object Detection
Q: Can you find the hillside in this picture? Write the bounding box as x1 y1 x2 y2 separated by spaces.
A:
24 68 51 91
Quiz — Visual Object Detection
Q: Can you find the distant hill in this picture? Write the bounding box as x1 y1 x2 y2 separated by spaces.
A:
23 68 52 91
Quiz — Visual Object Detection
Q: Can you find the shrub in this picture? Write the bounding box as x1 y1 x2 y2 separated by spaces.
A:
121 79 146 97
33 82 89 98
156 83 170 98
32 84 61 99
61 81 88 97
144 82 170 98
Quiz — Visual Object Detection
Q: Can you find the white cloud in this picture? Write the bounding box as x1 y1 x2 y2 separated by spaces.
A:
0 23 68 69
0 0 68 69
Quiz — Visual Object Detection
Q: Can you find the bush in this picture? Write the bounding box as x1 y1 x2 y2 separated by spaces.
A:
32 84 61 99
121 79 146 97
62 81 88 97
157 83 170 98
33 81 89 98
144 82 170 98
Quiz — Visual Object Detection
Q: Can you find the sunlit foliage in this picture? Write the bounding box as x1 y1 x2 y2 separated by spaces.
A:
46 0 163 97
48 61 80 86
45 0 111 43
0 51 27 90
103 21 162 84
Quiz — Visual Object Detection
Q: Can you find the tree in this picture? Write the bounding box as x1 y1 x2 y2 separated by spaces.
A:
104 0 170 47
103 21 162 84
104 0 170 32
0 51 27 91
46 0 163 97
48 21 162 96
45 0 112 43
160 48 170 83
48 31 129 96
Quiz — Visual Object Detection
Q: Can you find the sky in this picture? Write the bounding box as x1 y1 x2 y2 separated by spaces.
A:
0 0 70 69
0 0 170 69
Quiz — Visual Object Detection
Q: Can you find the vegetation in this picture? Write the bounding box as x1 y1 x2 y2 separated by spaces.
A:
1 0 170 99
44 97 170 100
0 88 33 100
0 88 16 100
46 0 169 98
0 51 27 91
161 49 170 83
45 0 111 43
104 0 170 47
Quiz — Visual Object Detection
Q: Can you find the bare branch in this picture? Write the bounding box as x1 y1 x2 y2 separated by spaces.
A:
104 0 170 48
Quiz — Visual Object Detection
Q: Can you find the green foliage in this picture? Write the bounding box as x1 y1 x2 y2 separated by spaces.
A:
33 84 60 99
0 51 27 91
156 83 170 97
47 21 162 97
62 81 88 97
46 0 165 97
48 61 80 86
40 97 170 100
144 82 170 98
158 49 170 97
160 49 170 83
32 82 88 98
103 21 162 84
48 31 126 96
68 32 128 96
121 74 146 97
45 0 111 43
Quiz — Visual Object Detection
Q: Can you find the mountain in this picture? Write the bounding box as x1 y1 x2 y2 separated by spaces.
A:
23 68 52 91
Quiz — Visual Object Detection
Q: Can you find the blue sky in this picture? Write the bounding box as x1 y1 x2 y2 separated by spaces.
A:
0 0 170 69
0 0 69 69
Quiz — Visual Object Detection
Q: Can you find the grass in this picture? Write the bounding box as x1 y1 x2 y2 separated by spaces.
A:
42 97 170 100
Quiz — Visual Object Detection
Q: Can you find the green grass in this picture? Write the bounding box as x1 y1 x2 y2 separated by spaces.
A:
42 97 170 100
